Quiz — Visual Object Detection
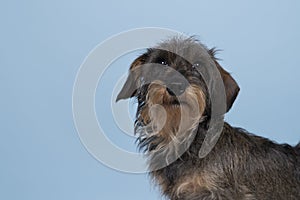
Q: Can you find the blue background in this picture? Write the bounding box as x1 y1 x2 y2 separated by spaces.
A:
1 1 300 199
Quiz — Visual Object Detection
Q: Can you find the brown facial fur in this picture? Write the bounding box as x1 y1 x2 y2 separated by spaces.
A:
139 82 206 156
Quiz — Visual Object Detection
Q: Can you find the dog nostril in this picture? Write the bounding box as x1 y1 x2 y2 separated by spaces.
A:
166 83 186 96
166 88 176 96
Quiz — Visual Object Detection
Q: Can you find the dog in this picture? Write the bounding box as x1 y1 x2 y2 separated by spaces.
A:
116 36 300 200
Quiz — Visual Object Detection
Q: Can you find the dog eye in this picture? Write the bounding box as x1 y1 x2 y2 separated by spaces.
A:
156 57 168 66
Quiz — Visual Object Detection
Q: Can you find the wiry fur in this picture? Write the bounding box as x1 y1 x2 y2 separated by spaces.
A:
117 37 300 200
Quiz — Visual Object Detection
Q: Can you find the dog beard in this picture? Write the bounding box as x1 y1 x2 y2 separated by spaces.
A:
137 82 206 168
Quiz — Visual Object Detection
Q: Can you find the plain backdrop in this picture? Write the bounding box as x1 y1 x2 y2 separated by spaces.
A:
1 1 300 200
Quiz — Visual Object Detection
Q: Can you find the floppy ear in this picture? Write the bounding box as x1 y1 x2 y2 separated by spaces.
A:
215 62 240 112
116 53 148 101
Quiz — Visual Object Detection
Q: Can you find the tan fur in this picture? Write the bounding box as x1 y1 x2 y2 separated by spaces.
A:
139 83 206 151
174 173 256 200
175 173 218 197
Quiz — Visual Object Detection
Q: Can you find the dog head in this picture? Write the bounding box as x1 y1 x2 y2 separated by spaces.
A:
116 37 239 161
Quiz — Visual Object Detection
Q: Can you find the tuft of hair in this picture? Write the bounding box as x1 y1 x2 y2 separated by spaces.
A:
296 142 300 153
208 47 222 61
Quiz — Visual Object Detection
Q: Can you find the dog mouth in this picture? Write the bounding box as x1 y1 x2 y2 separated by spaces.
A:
163 99 189 108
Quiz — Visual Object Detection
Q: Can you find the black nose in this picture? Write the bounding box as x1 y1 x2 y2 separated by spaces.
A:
166 82 186 96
